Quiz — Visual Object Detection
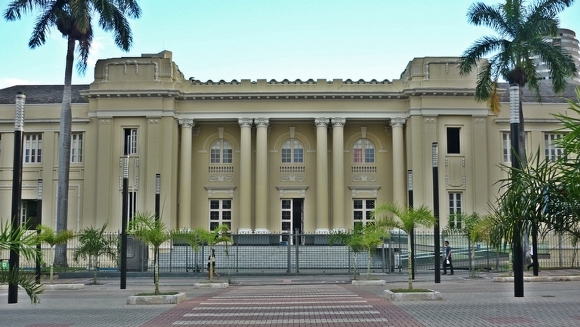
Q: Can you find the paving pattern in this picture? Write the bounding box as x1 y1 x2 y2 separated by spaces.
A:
142 284 423 327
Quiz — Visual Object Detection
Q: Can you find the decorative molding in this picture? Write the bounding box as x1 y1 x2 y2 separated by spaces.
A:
331 118 346 127
390 118 406 127
192 127 200 136
348 185 380 197
254 117 270 127
238 118 253 127
473 117 486 124
178 118 194 128
352 174 377 182
99 119 111 125
204 185 236 197
104 60 159 82
280 174 305 183
148 119 160 124
208 174 234 183
424 117 437 124
276 185 308 197
314 118 329 127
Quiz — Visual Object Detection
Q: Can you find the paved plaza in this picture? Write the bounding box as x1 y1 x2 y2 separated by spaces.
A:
1 269 580 326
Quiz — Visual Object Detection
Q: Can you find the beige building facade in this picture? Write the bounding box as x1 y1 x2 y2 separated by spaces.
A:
0 51 577 234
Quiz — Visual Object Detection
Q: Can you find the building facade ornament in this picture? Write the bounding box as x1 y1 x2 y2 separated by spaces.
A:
314 118 329 127
331 118 346 127
238 118 253 127
390 118 406 127
178 118 194 128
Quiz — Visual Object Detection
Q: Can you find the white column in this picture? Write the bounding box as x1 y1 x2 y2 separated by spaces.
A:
178 119 194 229
331 118 346 232
390 118 406 207
315 118 330 233
238 118 253 233
254 118 269 233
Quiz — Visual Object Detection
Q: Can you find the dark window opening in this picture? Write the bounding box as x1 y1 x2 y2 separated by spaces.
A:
447 127 461 154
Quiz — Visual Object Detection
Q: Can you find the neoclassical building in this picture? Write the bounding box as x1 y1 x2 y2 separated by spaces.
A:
0 51 577 235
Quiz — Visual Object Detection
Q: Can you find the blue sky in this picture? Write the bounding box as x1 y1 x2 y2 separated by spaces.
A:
1 0 579 89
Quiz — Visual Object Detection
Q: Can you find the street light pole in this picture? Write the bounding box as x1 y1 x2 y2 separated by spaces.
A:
8 92 25 304
155 174 160 221
510 84 524 297
120 156 129 289
36 179 43 285
408 170 415 280
432 143 441 284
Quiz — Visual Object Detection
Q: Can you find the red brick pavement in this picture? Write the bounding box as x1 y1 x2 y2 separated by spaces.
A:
141 284 425 327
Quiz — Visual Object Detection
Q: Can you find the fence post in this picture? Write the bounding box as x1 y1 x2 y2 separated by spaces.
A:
287 232 291 273
295 230 300 273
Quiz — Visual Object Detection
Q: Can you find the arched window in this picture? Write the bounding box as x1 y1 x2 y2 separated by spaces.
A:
353 139 374 163
210 139 232 164
281 139 304 163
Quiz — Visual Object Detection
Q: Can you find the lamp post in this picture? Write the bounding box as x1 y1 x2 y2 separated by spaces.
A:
120 156 129 289
408 170 415 280
155 174 160 221
510 84 524 297
36 179 43 285
432 142 441 284
8 92 25 304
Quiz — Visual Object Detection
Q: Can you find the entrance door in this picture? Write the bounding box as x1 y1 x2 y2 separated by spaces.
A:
281 198 304 244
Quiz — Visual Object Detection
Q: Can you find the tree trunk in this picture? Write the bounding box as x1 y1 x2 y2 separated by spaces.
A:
55 36 75 267
154 246 160 294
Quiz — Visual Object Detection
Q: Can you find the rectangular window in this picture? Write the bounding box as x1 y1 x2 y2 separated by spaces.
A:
128 191 137 221
124 129 137 155
353 149 362 163
545 133 564 160
447 127 460 154
71 133 83 163
24 134 42 163
502 132 511 163
353 199 375 228
449 193 462 229
209 199 232 231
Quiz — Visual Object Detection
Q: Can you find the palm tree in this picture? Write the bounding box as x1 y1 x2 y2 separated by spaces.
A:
128 212 171 295
329 226 366 280
4 0 142 267
37 225 75 284
0 221 44 304
459 0 577 165
73 224 117 285
372 203 435 290
199 224 233 282
444 212 486 278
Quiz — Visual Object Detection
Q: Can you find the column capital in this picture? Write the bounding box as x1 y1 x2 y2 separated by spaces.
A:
315 118 329 127
238 118 253 127
178 118 194 128
331 118 346 127
254 117 270 127
390 118 406 127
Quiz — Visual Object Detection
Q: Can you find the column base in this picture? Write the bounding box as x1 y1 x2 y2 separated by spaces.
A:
315 228 330 234
254 228 270 234
331 228 346 234
237 228 253 234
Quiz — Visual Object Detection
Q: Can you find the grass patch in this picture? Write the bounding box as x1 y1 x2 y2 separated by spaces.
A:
390 288 433 293
134 292 179 296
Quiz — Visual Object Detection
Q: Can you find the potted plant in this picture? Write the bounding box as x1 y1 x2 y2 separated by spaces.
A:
72 224 117 285
37 225 75 284
373 203 441 300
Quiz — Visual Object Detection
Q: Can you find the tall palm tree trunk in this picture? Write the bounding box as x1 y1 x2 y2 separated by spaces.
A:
55 36 75 267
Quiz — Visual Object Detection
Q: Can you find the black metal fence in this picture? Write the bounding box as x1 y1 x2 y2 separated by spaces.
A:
3 231 580 275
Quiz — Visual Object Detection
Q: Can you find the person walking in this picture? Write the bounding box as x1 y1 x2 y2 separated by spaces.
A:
443 240 454 275
207 248 220 279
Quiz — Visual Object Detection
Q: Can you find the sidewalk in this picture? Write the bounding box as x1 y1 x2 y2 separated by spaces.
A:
0 268 579 326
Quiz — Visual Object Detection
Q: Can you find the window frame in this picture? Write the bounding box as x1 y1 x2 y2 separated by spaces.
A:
24 133 42 163
448 192 462 229
209 199 232 231
353 199 376 228
544 133 565 161
124 128 137 155
71 133 83 163
210 139 233 164
352 139 375 164
446 127 461 154
281 139 304 164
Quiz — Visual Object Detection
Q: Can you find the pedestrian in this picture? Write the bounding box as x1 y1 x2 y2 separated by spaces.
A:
207 248 220 279
443 240 454 275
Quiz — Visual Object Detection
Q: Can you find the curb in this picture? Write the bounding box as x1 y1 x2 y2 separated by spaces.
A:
493 275 580 282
